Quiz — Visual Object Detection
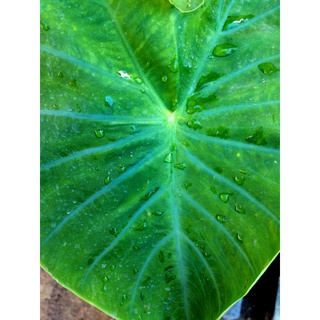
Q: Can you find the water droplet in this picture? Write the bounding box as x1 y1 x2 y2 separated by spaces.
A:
105 95 114 107
234 204 246 214
182 140 190 147
57 71 64 78
53 104 59 109
120 294 128 306
168 55 178 73
68 79 77 87
186 101 204 115
239 168 247 174
216 214 227 223
94 129 105 138
118 165 126 174
110 265 116 271
236 232 244 242
233 175 245 185
219 192 233 203
203 251 211 258
162 75 168 82
134 77 143 84
117 70 131 79
153 211 164 216
40 20 50 31
141 187 159 201
134 220 148 231
258 62 279 75
87 257 94 265
245 126 267 145
140 292 145 301
174 162 187 170
206 126 230 139
222 14 255 31
187 119 202 130
163 152 173 163
195 72 223 91
104 176 111 185
209 186 217 194
133 268 139 274
132 245 140 251
140 87 146 93
158 250 165 263
102 276 109 291
164 266 176 283
212 43 238 57
109 227 118 237
184 181 192 189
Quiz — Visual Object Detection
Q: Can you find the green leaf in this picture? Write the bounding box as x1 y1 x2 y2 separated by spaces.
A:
40 0 280 319
169 0 204 13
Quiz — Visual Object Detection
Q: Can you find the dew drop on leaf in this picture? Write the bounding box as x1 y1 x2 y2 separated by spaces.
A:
222 14 255 31
234 204 246 214
258 62 279 75
184 181 192 189
57 71 63 78
174 162 187 170
245 126 267 145
109 227 118 237
186 101 203 115
206 126 230 139
219 192 232 203
117 70 131 79
134 220 148 231
132 245 140 251
68 79 77 87
94 129 105 138
105 95 114 107
236 233 244 243
163 152 173 163
118 165 126 174
212 43 238 57
40 20 50 31
110 265 116 271
133 268 139 274
168 55 178 73
134 77 143 84
187 119 202 130
104 176 110 185
216 214 226 223
233 175 245 186
162 75 168 82
153 211 164 216
140 187 159 201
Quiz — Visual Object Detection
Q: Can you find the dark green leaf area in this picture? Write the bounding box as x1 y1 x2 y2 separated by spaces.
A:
41 0 280 319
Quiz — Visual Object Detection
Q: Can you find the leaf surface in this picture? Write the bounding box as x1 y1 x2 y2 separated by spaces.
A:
40 0 280 319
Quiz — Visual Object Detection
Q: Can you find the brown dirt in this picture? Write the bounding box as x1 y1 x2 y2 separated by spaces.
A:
40 268 115 320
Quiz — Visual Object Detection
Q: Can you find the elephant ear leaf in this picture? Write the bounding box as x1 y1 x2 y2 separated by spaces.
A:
169 0 204 12
40 0 280 319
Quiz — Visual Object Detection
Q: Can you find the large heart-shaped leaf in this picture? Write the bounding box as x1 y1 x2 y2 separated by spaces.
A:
40 0 280 319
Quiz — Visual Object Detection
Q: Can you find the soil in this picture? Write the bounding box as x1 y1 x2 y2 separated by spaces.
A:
40 268 114 320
